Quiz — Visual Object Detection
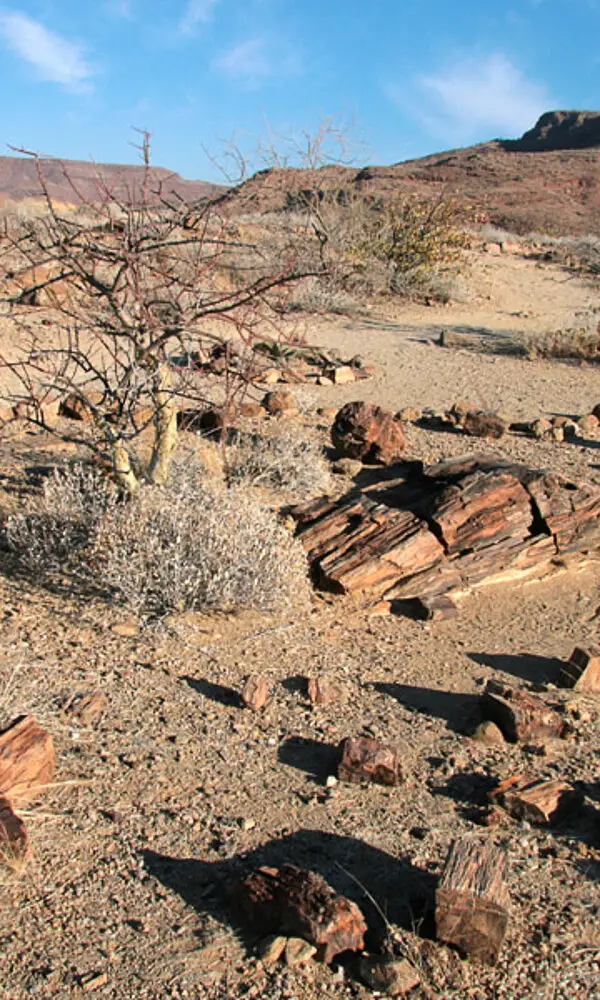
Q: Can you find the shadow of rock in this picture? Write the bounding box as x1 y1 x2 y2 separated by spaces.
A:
280 674 308 697
143 828 437 954
374 682 481 734
468 651 564 685
183 675 243 709
278 736 340 781
432 771 498 822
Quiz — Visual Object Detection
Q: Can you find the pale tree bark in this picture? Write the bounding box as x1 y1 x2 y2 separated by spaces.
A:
112 442 140 496
146 364 178 487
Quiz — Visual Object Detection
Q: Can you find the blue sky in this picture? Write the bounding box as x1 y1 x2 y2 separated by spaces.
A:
0 1 598 180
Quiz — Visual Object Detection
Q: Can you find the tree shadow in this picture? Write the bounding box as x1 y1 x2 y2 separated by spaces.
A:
280 674 308 697
183 675 243 709
278 736 340 781
143 828 437 955
374 682 481 734
468 651 564 685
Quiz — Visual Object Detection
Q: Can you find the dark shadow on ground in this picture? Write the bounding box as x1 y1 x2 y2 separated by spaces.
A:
183 675 243 709
278 736 340 782
374 682 481 734
468 651 564 685
143 828 437 955
280 674 308 697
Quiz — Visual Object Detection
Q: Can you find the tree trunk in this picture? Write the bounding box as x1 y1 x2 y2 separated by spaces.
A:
147 364 178 486
112 442 140 496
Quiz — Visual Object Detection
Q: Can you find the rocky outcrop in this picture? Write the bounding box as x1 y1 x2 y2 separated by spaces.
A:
509 111 600 151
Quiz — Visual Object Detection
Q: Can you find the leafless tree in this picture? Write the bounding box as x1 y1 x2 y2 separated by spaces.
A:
0 132 330 493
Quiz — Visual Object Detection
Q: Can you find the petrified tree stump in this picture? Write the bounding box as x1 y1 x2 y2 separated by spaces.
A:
435 837 510 965
236 865 367 963
307 677 341 707
490 774 582 825
0 716 55 806
560 647 600 692
338 736 403 787
482 681 565 744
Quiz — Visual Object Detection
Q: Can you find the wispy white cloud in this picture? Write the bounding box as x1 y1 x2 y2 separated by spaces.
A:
178 0 220 35
214 36 301 87
388 53 554 143
0 10 95 90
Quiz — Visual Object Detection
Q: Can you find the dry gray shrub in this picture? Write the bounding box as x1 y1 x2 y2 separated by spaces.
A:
226 428 332 498
94 479 309 615
6 464 117 574
523 313 600 361
7 458 310 614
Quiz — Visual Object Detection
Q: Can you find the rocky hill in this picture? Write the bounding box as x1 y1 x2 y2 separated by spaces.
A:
2 113 600 235
223 111 600 236
0 155 222 207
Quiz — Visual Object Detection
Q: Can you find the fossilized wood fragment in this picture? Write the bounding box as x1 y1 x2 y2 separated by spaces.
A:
435 838 510 965
0 716 55 806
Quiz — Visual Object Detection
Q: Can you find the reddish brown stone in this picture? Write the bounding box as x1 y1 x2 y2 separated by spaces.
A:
331 402 406 465
236 865 367 963
307 677 341 707
560 646 600 692
338 736 402 786
463 411 507 440
242 675 270 711
482 681 565 744
0 716 56 807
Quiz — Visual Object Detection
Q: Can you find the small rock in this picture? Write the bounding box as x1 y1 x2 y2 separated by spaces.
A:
472 721 506 745
239 402 266 419
242 675 270 711
484 242 502 255
262 390 298 416
308 677 341 707
325 365 355 385
332 457 363 477
111 621 138 638
578 414 599 436
258 935 287 967
285 938 317 967
325 775 338 788
359 956 420 996
368 600 392 616
463 410 507 440
338 736 403 786
396 407 421 423
531 418 552 440
65 692 108 727
262 368 282 385
316 407 338 421
317 376 335 386
449 401 477 427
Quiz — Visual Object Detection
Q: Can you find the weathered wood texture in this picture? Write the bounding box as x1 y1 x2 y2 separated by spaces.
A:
0 716 55 806
560 647 600 692
236 865 367 963
490 774 582 825
338 736 403 787
482 681 565 744
435 838 510 965
292 455 600 606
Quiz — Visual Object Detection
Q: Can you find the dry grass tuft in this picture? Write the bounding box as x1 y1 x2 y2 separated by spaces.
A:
226 427 332 498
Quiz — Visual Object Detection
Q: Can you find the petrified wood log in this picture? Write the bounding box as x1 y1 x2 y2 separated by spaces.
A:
490 774 582 825
435 838 510 965
0 716 55 806
482 681 565 744
242 675 270 711
291 455 600 610
236 865 367 963
338 736 402 787
560 646 600 692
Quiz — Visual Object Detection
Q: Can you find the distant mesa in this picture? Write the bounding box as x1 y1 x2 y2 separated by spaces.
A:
507 110 600 151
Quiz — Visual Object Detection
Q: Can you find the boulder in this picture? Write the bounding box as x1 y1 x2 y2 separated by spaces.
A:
332 402 406 464
463 410 507 440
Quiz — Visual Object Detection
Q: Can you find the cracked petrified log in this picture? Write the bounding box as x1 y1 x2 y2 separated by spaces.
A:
435 837 510 965
235 865 367 963
490 774 582 825
338 736 403 786
291 454 600 606
0 716 55 806
560 646 600 692
482 680 565 743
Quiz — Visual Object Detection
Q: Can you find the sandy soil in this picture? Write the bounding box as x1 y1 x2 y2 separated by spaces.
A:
0 248 599 1000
